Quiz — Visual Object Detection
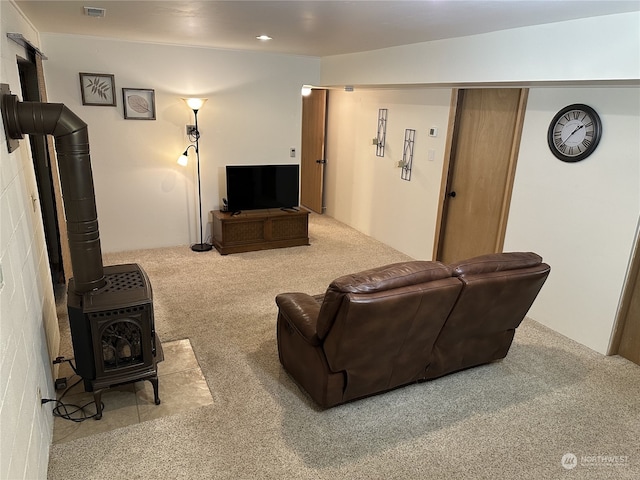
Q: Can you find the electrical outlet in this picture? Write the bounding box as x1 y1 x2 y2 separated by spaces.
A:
290 147 296 158
55 377 67 390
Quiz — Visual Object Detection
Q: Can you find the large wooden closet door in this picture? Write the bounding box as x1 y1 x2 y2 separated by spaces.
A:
300 89 327 213
436 88 527 263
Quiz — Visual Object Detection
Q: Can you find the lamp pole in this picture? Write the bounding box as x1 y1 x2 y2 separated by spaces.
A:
191 107 212 252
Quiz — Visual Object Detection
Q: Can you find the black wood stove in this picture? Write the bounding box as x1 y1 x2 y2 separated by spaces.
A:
68 263 162 419
1 86 163 419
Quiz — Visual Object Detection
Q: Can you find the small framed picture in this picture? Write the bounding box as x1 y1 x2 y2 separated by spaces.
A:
122 88 156 120
79 73 116 106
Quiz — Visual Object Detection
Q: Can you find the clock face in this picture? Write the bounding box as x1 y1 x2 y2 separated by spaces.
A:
547 104 602 162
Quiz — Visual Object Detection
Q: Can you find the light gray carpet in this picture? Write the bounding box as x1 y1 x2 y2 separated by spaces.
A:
48 213 640 479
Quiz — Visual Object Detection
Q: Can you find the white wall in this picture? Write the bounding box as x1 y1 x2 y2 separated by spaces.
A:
321 12 640 86
324 85 639 355
0 3 58 479
319 10 640 356
40 34 320 252
325 88 451 259
504 87 640 354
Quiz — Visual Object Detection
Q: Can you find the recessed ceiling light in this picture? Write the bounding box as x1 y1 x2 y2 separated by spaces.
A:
256 35 272 41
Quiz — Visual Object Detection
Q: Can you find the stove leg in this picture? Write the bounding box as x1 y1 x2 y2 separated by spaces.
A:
148 376 161 405
93 389 104 420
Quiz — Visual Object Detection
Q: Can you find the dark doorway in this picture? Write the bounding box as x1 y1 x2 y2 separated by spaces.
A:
17 56 65 287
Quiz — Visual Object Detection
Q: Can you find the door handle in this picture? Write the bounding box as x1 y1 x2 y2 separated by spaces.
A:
316 159 326 164
447 191 457 198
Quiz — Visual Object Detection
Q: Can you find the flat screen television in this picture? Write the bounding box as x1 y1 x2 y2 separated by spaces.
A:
225 164 300 212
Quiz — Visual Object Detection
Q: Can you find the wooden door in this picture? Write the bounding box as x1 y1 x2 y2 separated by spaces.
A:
300 89 327 213
609 232 640 365
435 88 527 263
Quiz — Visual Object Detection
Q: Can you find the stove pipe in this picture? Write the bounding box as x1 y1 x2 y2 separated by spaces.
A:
1 91 105 293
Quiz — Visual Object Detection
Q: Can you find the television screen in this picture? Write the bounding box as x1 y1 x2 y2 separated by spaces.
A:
226 164 300 212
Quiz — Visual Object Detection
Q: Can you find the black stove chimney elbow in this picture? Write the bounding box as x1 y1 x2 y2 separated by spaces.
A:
1 90 105 293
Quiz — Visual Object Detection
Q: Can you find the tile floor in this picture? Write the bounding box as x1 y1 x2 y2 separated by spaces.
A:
52 339 213 444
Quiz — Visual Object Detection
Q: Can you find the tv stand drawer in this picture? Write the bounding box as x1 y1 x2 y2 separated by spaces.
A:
211 209 309 254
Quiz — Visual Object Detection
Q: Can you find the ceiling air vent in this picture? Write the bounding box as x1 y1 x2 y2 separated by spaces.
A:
84 6 106 18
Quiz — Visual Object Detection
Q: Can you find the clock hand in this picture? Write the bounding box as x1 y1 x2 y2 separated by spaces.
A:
558 124 584 147
568 124 584 137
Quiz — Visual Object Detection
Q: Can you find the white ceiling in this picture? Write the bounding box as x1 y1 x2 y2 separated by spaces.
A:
14 0 640 57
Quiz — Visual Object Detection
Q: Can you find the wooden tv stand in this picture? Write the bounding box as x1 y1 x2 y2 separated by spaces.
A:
211 208 310 254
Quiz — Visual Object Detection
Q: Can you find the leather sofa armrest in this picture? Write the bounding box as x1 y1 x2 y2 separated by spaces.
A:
276 293 323 346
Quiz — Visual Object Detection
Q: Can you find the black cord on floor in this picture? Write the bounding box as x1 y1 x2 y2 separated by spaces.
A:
42 359 104 422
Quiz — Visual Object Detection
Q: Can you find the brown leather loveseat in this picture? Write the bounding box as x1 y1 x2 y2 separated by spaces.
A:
276 252 550 408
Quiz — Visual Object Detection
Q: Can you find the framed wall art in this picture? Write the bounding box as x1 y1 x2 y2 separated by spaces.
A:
79 73 116 106
122 88 156 120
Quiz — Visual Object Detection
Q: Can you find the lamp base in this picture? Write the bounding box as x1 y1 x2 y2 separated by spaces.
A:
191 243 212 252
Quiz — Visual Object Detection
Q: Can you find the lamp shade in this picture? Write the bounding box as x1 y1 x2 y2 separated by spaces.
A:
177 146 193 166
183 97 207 111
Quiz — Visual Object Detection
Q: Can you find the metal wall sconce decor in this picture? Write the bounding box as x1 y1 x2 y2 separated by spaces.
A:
373 108 387 157
398 128 415 181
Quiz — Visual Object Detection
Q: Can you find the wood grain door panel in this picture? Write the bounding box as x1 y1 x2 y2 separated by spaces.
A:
437 89 526 264
301 89 327 213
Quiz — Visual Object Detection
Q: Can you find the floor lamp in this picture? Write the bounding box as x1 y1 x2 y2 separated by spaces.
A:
178 97 212 252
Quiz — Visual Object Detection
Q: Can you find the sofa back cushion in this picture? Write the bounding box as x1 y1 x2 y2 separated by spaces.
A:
425 252 550 379
316 261 452 339
315 261 461 402
322 277 463 402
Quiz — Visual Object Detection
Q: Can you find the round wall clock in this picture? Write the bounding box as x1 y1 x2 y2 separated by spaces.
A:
547 103 602 162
